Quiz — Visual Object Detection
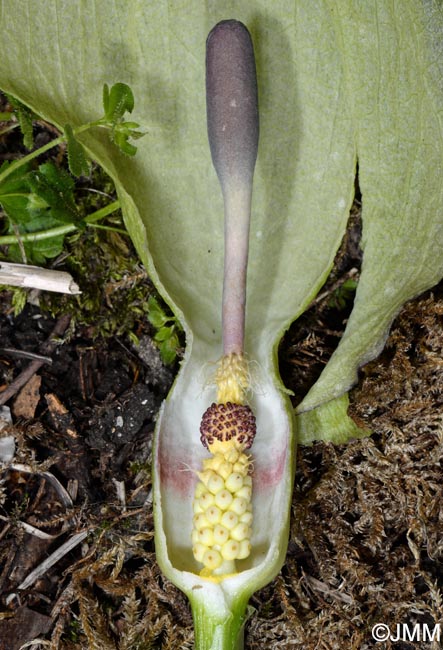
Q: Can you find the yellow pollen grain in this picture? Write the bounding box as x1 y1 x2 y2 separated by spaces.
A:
240 511 253 525
194 482 207 499
236 485 252 500
218 461 233 480
193 542 207 563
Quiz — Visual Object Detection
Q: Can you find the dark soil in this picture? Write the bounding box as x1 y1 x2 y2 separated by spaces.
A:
1 97 443 650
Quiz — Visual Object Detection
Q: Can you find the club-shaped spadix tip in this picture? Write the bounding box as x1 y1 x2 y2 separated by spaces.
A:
206 20 259 189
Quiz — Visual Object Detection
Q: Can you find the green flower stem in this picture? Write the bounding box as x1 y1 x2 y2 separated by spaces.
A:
191 595 249 650
0 199 120 245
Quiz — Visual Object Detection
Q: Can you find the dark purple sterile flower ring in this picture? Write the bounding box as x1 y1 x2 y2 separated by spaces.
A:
206 20 259 190
200 401 257 450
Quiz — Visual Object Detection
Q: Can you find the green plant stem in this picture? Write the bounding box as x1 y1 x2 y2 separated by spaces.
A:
0 120 107 185
191 597 249 650
87 222 128 234
0 199 120 245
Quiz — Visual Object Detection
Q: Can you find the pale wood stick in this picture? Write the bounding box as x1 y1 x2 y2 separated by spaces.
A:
0 262 80 294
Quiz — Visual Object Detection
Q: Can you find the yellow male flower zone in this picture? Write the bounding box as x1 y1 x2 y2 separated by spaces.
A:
192 353 256 579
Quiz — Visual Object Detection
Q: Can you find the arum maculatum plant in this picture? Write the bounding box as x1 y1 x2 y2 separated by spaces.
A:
2 3 443 648
154 22 294 649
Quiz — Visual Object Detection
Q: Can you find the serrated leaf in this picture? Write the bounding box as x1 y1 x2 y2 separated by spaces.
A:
5 93 34 148
112 129 137 156
28 162 80 224
103 82 134 122
65 123 89 177
0 160 80 263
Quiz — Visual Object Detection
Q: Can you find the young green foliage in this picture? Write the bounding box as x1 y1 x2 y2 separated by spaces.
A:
28 162 81 224
147 295 182 364
4 93 35 149
103 82 134 121
329 278 358 310
101 82 144 156
64 123 89 177
0 82 144 263
0 161 81 262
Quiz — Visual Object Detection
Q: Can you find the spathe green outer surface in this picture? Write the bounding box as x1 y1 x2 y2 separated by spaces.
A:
1 1 443 647
298 0 443 416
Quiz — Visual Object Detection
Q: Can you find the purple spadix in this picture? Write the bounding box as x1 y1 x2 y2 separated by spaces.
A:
206 20 259 356
206 20 259 189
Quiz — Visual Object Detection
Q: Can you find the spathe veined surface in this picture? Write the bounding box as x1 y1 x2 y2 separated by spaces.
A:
1 1 443 646
0 1 356 376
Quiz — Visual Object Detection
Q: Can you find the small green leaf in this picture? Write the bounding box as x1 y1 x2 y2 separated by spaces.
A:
102 82 134 122
27 192 49 210
0 161 32 226
328 278 358 310
28 162 80 224
65 123 89 177
21 234 65 264
111 127 138 156
11 288 27 315
154 324 175 343
0 162 82 263
0 160 30 196
147 295 169 328
159 331 180 365
5 93 34 148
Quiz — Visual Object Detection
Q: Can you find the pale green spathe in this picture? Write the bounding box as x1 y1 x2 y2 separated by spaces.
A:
1 2 443 648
